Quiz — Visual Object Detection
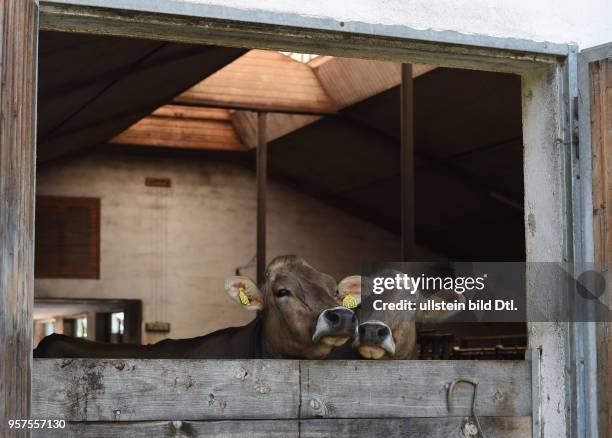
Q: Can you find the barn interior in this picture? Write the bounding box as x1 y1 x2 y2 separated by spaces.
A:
33 31 526 359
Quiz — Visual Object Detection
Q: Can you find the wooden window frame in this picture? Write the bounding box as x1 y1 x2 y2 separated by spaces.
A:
0 2 589 437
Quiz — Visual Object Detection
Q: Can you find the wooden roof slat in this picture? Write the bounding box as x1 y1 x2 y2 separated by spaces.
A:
175 49 338 114
111 108 247 151
37 31 246 162
222 55 436 148
112 50 438 151
311 56 436 109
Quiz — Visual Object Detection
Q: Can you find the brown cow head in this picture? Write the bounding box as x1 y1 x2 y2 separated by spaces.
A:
337 273 464 360
225 255 358 359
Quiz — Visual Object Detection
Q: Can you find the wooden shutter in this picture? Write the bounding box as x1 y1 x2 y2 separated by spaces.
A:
35 196 101 278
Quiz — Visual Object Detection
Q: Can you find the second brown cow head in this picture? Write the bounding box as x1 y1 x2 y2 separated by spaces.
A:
225 255 358 359
336 271 465 360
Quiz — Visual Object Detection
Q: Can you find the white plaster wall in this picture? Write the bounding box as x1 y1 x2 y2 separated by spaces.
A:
51 0 612 49
34 152 406 343
183 0 611 49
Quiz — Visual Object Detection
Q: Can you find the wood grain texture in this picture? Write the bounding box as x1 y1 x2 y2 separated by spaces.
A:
0 0 38 436
300 360 531 418
311 56 436 109
31 417 530 437
590 57 612 438
111 106 247 151
176 50 337 114
32 420 298 438
300 417 531 438
35 196 101 279
32 359 300 421
33 359 530 422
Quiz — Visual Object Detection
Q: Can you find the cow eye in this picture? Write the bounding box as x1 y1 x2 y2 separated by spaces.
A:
275 288 291 298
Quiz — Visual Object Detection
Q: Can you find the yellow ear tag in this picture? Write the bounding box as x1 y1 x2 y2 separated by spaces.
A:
342 293 358 309
239 287 250 305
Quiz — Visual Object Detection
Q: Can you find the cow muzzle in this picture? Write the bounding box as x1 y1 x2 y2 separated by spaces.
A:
312 306 357 347
357 321 396 359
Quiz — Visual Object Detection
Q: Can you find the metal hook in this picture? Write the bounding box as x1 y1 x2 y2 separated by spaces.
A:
446 378 486 438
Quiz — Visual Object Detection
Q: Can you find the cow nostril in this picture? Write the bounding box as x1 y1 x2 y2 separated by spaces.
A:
377 327 390 339
324 311 340 325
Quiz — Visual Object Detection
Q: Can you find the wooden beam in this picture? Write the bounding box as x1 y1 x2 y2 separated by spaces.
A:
28 417 531 437
300 418 531 438
0 1 38 436
32 359 531 421
257 113 268 284
591 57 612 438
172 99 333 117
301 360 531 418
401 63 416 261
38 2 562 74
33 359 300 421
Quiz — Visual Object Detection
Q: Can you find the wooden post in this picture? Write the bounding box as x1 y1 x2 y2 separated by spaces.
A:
256 112 267 284
401 64 416 261
0 0 39 435
590 56 612 438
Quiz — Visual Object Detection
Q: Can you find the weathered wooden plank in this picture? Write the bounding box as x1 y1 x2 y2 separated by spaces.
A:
301 360 531 418
32 420 299 438
300 417 531 438
590 57 612 438
31 417 531 438
33 359 531 421
0 0 38 437
32 359 300 421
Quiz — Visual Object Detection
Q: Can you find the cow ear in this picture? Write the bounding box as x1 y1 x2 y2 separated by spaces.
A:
337 275 362 309
225 276 264 311
415 290 465 323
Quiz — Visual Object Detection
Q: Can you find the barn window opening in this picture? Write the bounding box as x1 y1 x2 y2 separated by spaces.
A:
111 312 125 337
35 31 526 359
33 298 142 347
75 317 88 338
43 321 55 337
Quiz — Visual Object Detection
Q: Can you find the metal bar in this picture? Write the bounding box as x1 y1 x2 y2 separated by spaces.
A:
256 112 267 284
401 63 416 261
